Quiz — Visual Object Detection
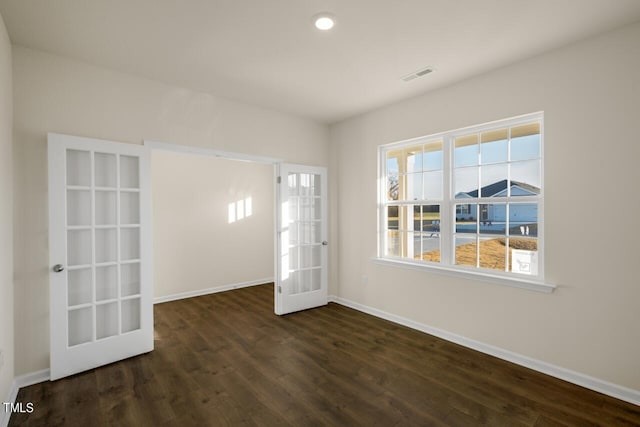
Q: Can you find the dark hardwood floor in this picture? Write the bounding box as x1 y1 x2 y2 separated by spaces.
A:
9 284 640 426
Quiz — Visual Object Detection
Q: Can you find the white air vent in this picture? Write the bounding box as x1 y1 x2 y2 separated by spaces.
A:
401 66 434 82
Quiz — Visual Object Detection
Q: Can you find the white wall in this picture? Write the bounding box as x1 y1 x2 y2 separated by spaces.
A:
152 151 274 298
12 46 329 375
0 11 13 403
330 22 640 391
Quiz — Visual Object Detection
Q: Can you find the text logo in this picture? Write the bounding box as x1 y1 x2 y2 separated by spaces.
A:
3 402 34 414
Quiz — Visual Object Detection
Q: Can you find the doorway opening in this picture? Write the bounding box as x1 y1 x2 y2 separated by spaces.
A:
147 141 279 305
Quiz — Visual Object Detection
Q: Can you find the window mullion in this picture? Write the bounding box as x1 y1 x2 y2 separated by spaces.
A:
441 135 453 266
507 126 512 197
476 135 481 268
379 148 387 258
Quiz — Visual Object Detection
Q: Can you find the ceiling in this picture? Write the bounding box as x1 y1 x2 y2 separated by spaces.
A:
1 1 640 124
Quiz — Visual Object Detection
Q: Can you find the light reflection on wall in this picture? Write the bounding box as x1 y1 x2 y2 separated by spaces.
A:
228 197 253 223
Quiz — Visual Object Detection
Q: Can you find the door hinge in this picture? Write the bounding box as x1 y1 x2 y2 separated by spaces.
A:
277 176 281 184
278 286 282 294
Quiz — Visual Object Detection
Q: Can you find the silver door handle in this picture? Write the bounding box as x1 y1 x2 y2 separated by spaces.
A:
53 264 65 273
322 241 328 246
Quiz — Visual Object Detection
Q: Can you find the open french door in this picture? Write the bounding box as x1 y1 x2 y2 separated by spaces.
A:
48 133 153 380
275 163 328 315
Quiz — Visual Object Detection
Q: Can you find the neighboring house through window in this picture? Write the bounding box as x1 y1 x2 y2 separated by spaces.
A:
379 112 543 280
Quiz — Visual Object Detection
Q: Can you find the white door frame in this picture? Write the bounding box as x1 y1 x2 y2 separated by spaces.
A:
143 140 284 307
143 140 283 165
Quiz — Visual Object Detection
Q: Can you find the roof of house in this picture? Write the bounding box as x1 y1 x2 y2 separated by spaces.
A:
462 179 540 198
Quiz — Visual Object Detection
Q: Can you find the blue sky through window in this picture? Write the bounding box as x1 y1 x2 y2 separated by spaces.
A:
455 134 540 167
455 134 540 195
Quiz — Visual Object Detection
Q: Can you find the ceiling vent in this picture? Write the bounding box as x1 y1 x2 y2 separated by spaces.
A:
401 67 434 82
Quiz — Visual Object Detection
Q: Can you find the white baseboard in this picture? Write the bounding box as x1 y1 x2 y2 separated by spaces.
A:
154 277 274 305
328 295 640 407
1 369 50 427
13 370 50 390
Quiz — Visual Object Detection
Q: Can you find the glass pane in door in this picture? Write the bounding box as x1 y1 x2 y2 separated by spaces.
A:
68 307 93 346
66 150 91 186
95 229 117 263
121 263 141 296
121 228 140 260
67 268 92 306
96 265 117 301
95 191 117 225
120 192 140 224
121 298 141 333
67 230 92 266
67 190 91 226
120 155 139 188
96 302 118 339
95 153 117 188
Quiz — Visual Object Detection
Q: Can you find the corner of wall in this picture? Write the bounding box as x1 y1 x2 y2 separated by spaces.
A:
0 8 15 415
327 125 340 297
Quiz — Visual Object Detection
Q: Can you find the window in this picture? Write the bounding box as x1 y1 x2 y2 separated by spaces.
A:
379 113 543 280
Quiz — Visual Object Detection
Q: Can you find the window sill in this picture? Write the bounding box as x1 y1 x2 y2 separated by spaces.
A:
371 257 556 293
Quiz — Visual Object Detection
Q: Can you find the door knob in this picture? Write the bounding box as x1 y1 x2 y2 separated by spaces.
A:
53 264 65 273
322 241 328 246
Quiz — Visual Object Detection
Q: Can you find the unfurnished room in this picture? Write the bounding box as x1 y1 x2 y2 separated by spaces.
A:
0 1 640 426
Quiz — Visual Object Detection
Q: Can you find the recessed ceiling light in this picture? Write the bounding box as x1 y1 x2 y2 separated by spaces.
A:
313 13 336 31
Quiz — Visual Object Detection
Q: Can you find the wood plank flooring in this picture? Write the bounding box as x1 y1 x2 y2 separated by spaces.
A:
9 284 640 426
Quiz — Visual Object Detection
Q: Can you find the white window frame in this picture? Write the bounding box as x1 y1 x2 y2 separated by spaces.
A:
376 112 556 293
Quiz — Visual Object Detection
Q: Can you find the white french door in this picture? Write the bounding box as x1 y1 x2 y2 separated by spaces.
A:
275 163 328 315
48 133 153 381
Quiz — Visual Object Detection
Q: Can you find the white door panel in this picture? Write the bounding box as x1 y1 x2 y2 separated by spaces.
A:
275 164 328 315
48 133 153 380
